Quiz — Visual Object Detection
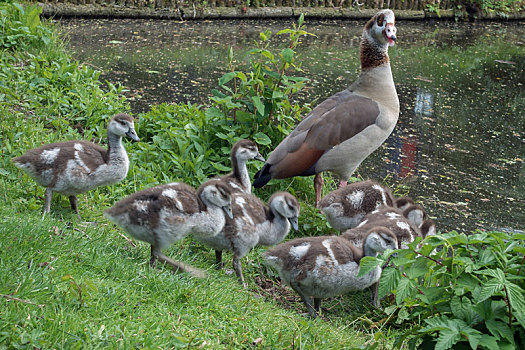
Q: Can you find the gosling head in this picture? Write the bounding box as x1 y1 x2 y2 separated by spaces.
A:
198 180 233 218
108 113 140 141
269 192 301 231
232 139 265 162
364 226 399 253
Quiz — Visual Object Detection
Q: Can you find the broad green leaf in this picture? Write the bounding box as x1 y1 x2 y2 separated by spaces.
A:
281 48 295 64
357 256 381 277
461 328 482 350
485 319 514 344
211 162 231 172
218 71 237 86
506 282 525 314
378 267 400 299
252 132 271 146
396 278 414 305
477 334 500 350
252 96 265 116
404 258 430 279
435 328 461 350
205 107 224 119
476 281 503 303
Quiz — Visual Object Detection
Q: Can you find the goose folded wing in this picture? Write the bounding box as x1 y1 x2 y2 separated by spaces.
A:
267 90 380 178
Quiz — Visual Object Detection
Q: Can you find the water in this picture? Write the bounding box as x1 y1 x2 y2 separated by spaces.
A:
57 18 525 234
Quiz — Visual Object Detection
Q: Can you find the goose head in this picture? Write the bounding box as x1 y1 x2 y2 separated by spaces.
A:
232 139 265 162
363 226 398 255
198 180 233 218
269 192 301 231
365 9 397 48
108 113 140 141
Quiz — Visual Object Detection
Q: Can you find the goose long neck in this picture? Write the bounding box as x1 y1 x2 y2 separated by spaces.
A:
107 130 125 159
232 157 250 192
257 211 290 246
360 33 389 70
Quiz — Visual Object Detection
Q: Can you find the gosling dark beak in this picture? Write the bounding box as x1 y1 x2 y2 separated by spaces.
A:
255 153 265 162
126 128 140 142
288 217 299 231
223 204 233 219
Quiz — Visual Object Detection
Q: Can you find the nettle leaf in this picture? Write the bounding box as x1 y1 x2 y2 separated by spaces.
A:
396 278 415 304
421 316 450 333
379 267 400 299
357 256 382 277
434 320 467 350
404 258 430 279
485 319 514 344
477 334 500 350
506 282 525 314
456 274 480 292
477 281 503 303
461 327 483 350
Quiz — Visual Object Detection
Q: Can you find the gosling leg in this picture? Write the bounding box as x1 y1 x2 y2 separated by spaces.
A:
150 246 206 278
290 280 318 318
44 187 53 214
215 250 224 269
233 255 247 288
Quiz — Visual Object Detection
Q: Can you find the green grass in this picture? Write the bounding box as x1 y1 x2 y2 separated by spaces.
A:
0 201 384 349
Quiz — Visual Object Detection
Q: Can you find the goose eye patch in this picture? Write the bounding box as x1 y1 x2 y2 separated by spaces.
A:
377 14 384 26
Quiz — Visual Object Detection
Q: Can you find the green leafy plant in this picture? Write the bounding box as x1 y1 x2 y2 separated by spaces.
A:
209 14 314 153
362 231 525 349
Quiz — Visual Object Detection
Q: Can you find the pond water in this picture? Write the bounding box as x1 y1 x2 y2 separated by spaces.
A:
57 17 525 234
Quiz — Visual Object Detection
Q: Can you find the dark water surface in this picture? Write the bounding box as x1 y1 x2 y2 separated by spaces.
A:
58 18 525 234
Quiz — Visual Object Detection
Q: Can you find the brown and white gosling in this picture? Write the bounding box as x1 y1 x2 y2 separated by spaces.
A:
317 180 395 231
195 191 300 287
104 179 233 278
263 226 398 318
215 139 264 194
12 113 139 217
343 205 435 249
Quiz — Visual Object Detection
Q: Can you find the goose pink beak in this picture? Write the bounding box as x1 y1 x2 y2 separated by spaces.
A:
384 23 397 47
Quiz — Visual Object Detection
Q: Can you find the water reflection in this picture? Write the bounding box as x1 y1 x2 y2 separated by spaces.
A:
57 18 525 234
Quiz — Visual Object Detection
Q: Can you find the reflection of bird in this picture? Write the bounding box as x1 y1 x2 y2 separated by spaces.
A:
104 179 233 278
195 191 300 287
263 226 398 318
253 10 399 204
13 114 139 218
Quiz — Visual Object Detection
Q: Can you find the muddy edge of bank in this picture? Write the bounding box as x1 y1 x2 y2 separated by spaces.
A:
38 3 525 21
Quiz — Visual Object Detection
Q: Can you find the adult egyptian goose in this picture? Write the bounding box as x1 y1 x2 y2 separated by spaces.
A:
253 10 399 204
12 113 139 217
317 180 395 231
104 179 233 278
263 226 398 318
216 139 264 194
195 191 300 287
